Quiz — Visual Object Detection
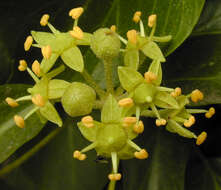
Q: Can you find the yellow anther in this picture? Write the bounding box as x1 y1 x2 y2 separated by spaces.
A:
191 89 204 103
155 119 167 126
144 71 157 83
70 26 84 40
5 97 19 107
79 153 87 161
184 116 195 127
14 115 25 128
134 149 148 159
108 174 115 181
133 11 142 23
31 94 45 107
81 116 94 128
171 87 182 97
73 150 81 159
24 36 33 51
41 45 52 59
123 117 137 127
205 107 215 118
148 14 157 27
32 60 41 77
110 25 116 32
18 60 27 71
196 131 207 145
40 14 50 26
127 29 137 44
118 98 134 108
69 7 84 19
108 173 122 181
133 121 144 134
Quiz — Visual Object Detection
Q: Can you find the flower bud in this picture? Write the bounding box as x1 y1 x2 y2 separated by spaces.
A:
90 28 121 60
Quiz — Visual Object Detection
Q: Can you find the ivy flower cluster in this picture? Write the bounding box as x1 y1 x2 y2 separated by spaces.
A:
5 7 215 186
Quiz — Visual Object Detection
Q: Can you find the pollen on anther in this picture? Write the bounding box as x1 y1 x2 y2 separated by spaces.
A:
205 107 215 118
24 36 33 51
32 94 45 107
82 116 94 128
41 45 52 60
70 26 84 40
32 60 41 77
196 131 207 145
40 14 50 26
123 117 137 127
14 115 25 128
148 14 157 27
127 30 137 44
133 121 144 134
69 7 84 20
18 60 27 71
5 97 19 107
118 98 134 108
110 25 116 32
133 11 142 23
191 89 204 103
134 149 148 159
144 71 157 83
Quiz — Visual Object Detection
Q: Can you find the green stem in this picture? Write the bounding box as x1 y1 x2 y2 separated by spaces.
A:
0 127 62 178
103 59 114 94
81 70 106 99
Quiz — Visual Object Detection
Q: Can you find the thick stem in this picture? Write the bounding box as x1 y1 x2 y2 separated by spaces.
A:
103 59 114 94
81 69 106 99
0 127 62 177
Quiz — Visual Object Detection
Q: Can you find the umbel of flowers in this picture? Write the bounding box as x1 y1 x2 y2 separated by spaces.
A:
5 7 215 186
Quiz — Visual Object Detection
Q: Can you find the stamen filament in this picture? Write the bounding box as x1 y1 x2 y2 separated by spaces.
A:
16 95 32 102
150 103 161 119
136 106 141 124
74 19 78 27
111 152 118 173
47 23 59 34
127 139 142 151
186 109 207 114
81 142 97 153
27 68 40 83
156 86 174 92
152 35 172 42
139 20 145 37
116 34 127 45
173 116 186 123
149 22 156 40
24 106 39 120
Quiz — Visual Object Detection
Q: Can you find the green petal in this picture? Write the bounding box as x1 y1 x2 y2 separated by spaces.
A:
140 41 166 62
31 31 56 46
77 121 102 142
124 48 139 70
118 66 144 92
154 91 179 109
166 120 196 138
148 60 162 86
40 53 59 74
101 94 122 123
40 101 62 127
61 46 84 72
48 79 70 99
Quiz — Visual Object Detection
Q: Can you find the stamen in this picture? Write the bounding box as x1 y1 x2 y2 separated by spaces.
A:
191 89 204 103
73 150 87 161
184 116 195 127
81 116 94 128
31 94 45 107
70 26 84 40
205 107 215 118
69 7 84 19
123 117 137 127
5 97 19 107
79 154 87 161
127 139 142 151
110 25 116 32
40 14 50 26
133 120 144 134
41 45 52 60
155 119 167 127
118 98 134 108
14 115 25 128
148 14 157 28
133 11 141 23
24 36 33 51
32 60 41 77
196 131 207 145
108 173 122 181
171 87 182 97
18 60 27 71
144 71 157 83
134 149 148 159
127 30 137 44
